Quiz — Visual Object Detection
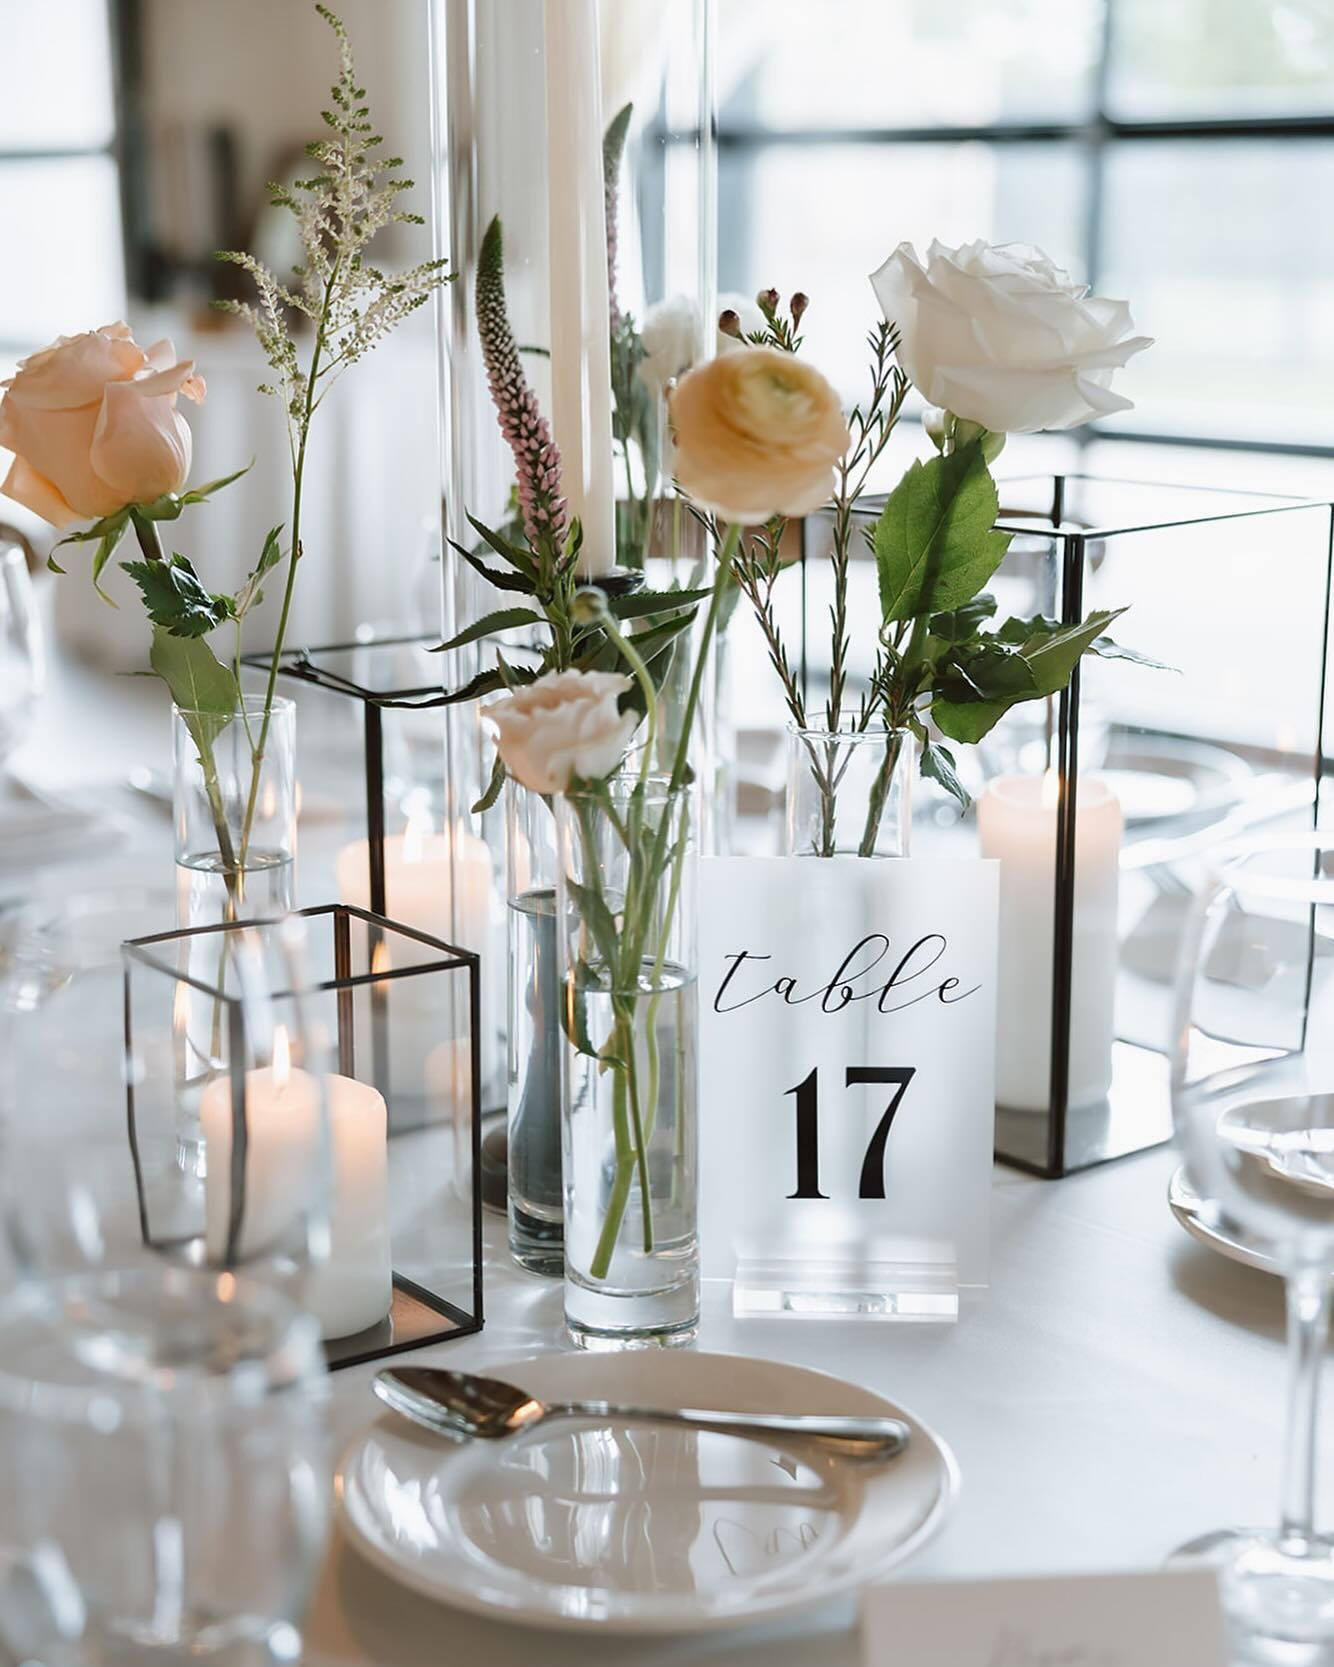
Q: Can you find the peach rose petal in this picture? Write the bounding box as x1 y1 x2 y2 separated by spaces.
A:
0 399 123 520
90 378 193 505
0 455 79 528
7 328 145 412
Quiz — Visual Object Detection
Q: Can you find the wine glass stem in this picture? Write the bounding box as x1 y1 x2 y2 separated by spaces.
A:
1279 1264 1332 1548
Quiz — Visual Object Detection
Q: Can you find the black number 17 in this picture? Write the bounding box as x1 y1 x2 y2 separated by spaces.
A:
786 1066 917 1201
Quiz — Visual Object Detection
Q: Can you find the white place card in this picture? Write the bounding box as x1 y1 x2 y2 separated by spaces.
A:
862 1568 1229 1667
698 856 997 1317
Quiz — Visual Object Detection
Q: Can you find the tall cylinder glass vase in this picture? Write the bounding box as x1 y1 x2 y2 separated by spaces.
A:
172 696 297 1174
556 776 699 1349
432 0 715 590
506 779 564 1276
784 722 916 859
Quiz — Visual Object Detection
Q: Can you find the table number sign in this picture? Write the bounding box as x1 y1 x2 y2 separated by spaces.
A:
699 857 998 1318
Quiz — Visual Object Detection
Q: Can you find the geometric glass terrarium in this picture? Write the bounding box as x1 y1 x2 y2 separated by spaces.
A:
124 904 483 1369
245 636 508 1123
802 475 1334 1176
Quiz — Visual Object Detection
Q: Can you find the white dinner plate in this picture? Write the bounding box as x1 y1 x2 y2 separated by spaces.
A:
1168 1165 1277 1276
337 1349 958 1634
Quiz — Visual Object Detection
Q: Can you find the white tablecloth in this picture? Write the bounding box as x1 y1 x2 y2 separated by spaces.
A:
7 655 1326 1666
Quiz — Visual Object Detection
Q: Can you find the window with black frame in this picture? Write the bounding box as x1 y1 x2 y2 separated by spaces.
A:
0 0 125 360
716 0 1334 454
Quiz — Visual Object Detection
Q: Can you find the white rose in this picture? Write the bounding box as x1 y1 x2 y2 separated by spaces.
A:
638 294 703 395
870 239 1152 434
487 669 639 794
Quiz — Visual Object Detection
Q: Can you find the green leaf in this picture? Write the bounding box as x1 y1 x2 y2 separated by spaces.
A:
471 750 507 815
873 442 1012 623
432 607 543 653
928 592 997 645
920 738 970 812
122 555 234 638
451 541 534 597
464 512 539 582
91 526 131 604
1088 634 1173 672
233 524 285 617
567 877 621 972
53 505 130 549
1009 608 1127 697
562 958 602 1059
148 627 239 757
606 585 712 621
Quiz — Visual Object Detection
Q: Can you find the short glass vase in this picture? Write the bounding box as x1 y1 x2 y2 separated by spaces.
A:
556 775 699 1348
785 722 915 858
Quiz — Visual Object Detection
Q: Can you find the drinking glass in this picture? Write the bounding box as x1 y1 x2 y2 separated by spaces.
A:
0 893 334 1660
0 540 43 770
1172 830 1334 1659
0 1273 328 1667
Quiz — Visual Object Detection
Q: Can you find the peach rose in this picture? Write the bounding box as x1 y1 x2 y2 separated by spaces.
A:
669 347 849 525
487 670 639 794
0 322 205 528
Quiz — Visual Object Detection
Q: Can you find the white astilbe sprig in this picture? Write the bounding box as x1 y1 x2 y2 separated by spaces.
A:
214 3 452 471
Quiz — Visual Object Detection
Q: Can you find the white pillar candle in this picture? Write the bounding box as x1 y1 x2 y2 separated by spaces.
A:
977 773 1122 1114
335 821 494 954
200 1040 392 1341
544 0 617 578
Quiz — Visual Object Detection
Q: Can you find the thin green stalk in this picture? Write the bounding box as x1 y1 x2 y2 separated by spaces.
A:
857 727 905 858
237 264 339 871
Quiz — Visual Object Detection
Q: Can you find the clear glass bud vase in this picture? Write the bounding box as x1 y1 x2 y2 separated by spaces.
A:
172 697 297 1172
506 779 565 1276
173 696 296 921
785 722 916 858
556 776 699 1348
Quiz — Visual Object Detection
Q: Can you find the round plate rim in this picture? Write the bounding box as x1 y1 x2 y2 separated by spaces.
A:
335 1348 960 1636
1167 1164 1277 1276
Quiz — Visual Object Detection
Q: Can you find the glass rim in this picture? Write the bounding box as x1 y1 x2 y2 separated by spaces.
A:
561 769 690 804
786 719 913 742
172 693 294 720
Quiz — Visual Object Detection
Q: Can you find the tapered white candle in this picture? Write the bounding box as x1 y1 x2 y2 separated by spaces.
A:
544 0 616 578
977 772 1122 1114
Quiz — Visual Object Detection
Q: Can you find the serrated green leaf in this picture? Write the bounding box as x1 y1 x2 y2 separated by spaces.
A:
873 442 1012 623
148 627 239 757
122 555 234 637
464 512 539 581
432 607 543 653
606 585 712 620
451 541 534 597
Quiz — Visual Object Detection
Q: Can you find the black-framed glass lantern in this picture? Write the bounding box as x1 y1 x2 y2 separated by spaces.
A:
801 474 1334 1177
243 635 509 1122
123 904 483 1369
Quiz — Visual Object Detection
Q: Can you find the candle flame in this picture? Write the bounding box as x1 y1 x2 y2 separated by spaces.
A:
371 940 392 978
403 802 433 864
1041 770 1062 812
273 1023 291 1088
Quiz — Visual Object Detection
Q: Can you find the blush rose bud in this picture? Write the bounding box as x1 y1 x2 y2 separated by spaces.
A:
570 586 611 627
